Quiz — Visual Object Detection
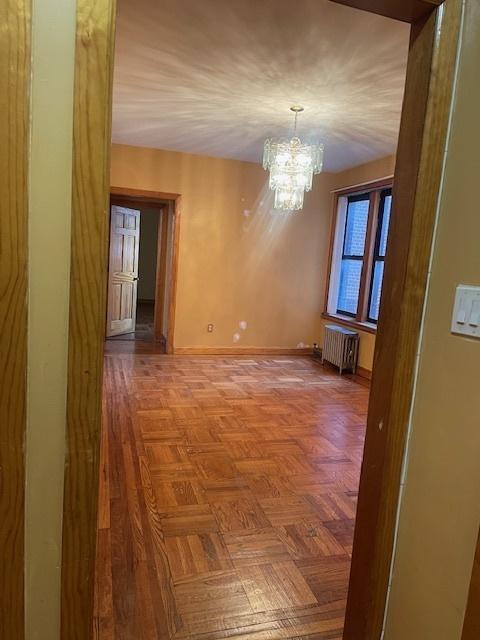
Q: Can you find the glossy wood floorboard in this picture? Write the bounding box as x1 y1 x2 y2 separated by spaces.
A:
94 355 368 640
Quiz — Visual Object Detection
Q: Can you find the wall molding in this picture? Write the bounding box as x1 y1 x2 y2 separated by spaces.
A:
356 366 372 381
61 1 117 639
0 1 31 638
173 346 313 356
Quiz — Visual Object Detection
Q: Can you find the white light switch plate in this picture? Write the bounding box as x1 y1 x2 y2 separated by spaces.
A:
451 285 480 339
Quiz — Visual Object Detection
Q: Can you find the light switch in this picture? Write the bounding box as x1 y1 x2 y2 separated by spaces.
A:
451 285 480 339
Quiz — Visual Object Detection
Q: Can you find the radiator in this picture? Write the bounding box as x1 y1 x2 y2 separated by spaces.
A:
321 324 359 375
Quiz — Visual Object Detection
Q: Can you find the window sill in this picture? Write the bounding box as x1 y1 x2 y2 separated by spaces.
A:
321 312 377 335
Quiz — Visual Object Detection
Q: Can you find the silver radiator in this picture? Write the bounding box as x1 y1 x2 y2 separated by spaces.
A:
321 324 359 375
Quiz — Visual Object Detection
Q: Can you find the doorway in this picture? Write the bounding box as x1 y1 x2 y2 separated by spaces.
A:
58 2 462 640
105 192 179 353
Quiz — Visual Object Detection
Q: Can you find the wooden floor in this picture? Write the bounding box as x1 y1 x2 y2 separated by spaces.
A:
105 301 166 355
107 301 162 345
95 354 369 640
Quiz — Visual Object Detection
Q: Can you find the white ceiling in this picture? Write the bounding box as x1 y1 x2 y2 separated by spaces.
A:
113 0 409 172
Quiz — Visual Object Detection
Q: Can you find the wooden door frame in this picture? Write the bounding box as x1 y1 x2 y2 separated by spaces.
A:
108 197 166 343
1 2 30 638
109 187 181 354
462 529 480 639
61 1 462 639
337 2 462 638
154 202 170 342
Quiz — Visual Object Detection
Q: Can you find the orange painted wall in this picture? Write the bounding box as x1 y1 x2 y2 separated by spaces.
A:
111 143 336 349
111 143 394 355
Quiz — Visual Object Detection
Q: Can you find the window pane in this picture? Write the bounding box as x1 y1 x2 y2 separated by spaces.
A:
344 198 369 256
337 259 362 315
379 195 392 257
369 260 384 321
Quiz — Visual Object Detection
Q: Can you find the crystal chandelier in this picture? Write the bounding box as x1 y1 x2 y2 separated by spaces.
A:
263 106 324 211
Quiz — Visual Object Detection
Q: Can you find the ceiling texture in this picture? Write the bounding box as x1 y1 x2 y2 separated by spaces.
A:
113 0 409 172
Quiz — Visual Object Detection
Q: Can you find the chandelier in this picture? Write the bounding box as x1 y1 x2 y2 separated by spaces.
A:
263 106 324 211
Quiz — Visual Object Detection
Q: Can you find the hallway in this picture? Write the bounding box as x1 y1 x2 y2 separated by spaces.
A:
95 354 368 639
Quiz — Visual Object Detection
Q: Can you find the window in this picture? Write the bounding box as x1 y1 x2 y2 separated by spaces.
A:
367 190 392 322
325 182 392 328
337 194 370 317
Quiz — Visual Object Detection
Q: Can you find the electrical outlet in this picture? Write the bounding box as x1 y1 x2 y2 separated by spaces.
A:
207 323 214 333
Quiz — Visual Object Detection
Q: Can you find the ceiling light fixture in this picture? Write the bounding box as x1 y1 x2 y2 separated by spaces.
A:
263 106 324 212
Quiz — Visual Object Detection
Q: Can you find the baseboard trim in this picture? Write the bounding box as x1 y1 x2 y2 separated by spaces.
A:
312 350 372 382
357 366 372 380
170 347 372 378
173 347 313 356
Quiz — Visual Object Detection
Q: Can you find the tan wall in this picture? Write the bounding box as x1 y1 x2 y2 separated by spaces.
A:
319 154 396 371
25 0 76 638
111 144 337 350
111 145 395 355
332 154 396 192
385 3 480 638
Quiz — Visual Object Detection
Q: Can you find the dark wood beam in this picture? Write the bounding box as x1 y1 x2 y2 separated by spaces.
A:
329 0 443 23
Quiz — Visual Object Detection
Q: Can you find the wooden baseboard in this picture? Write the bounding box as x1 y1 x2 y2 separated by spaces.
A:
357 366 372 380
172 347 371 381
312 350 372 382
173 346 313 356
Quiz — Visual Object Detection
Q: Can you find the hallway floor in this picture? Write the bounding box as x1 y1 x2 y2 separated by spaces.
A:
107 300 158 343
95 354 368 639
105 301 166 355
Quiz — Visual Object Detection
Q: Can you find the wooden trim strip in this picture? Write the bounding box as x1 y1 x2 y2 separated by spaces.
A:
462 528 480 639
321 359 372 382
321 312 377 335
328 0 444 23
332 176 393 196
322 193 339 318
110 185 180 202
173 347 313 356
61 2 116 639
357 190 380 323
356 366 372 381
154 206 169 341
166 197 181 354
0 2 31 638
344 2 463 638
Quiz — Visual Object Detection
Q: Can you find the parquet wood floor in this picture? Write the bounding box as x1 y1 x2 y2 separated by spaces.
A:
94 355 368 640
